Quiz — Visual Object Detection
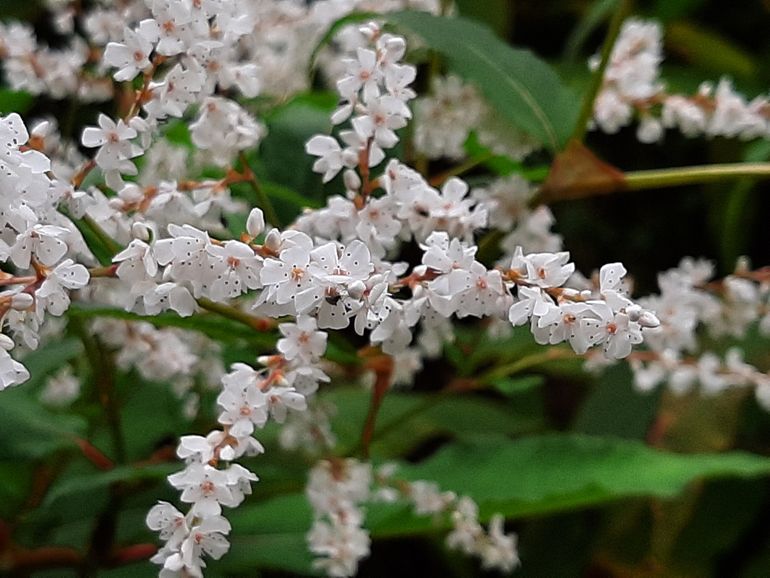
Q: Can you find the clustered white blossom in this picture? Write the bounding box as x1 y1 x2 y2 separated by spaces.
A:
306 459 519 576
413 74 540 161
0 113 90 390
606 257 770 407
147 333 323 575
593 18 770 142
9 2 754 577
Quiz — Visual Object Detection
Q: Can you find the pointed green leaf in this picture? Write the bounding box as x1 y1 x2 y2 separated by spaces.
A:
367 434 770 537
389 11 579 151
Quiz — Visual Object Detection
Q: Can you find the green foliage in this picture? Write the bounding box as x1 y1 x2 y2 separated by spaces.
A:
0 89 33 115
3 2 770 577
388 11 580 151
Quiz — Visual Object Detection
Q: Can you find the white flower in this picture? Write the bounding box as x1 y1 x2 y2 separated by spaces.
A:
216 384 268 438
10 224 69 269
277 316 327 364
167 463 235 517
306 135 349 183
264 385 307 423
103 22 158 81
206 240 262 301
190 97 264 167
147 501 189 549
81 114 142 188
36 259 89 316
176 515 231 575
0 346 29 390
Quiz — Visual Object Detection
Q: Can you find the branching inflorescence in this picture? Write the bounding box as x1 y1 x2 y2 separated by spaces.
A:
1 1 770 577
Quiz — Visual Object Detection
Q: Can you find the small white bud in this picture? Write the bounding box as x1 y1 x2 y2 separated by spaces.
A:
118 183 143 203
636 115 664 143
220 446 235 461
625 304 642 322
347 280 366 300
131 221 151 241
10 293 34 310
264 229 281 252
735 255 751 274
257 355 271 366
0 334 15 351
246 208 265 238
638 311 660 328
343 169 361 192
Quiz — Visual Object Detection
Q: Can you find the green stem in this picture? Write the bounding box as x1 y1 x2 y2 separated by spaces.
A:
571 0 632 143
622 163 770 191
71 318 126 464
367 395 443 449
196 297 273 332
428 153 494 186
60 206 123 265
239 153 281 228
476 348 576 385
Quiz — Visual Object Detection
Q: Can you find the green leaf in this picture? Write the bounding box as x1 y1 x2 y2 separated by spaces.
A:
669 478 767 574
455 0 513 38
255 92 338 220
563 0 620 61
666 21 756 79
227 493 317 575
19 337 83 390
369 433 770 536
0 1 44 22
260 179 323 211
325 388 543 458
573 364 661 440
491 375 545 396
463 132 550 179
67 303 276 349
0 461 35 516
717 140 770 268
0 89 34 115
42 463 175 509
0 387 86 460
389 11 579 151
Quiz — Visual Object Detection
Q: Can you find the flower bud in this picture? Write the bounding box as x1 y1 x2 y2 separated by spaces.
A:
344 169 361 192
347 280 366 300
0 334 15 351
264 228 281 252
131 221 151 241
638 311 660 328
625 304 642 322
246 208 265 238
10 293 34 310
118 183 143 203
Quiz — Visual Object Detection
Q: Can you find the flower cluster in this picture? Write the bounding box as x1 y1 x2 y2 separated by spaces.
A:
9 2 755 577
413 74 539 161
0 113 90 390
593 18 770 142
613 258 770 406
306 459 519 576
148 317 326 575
